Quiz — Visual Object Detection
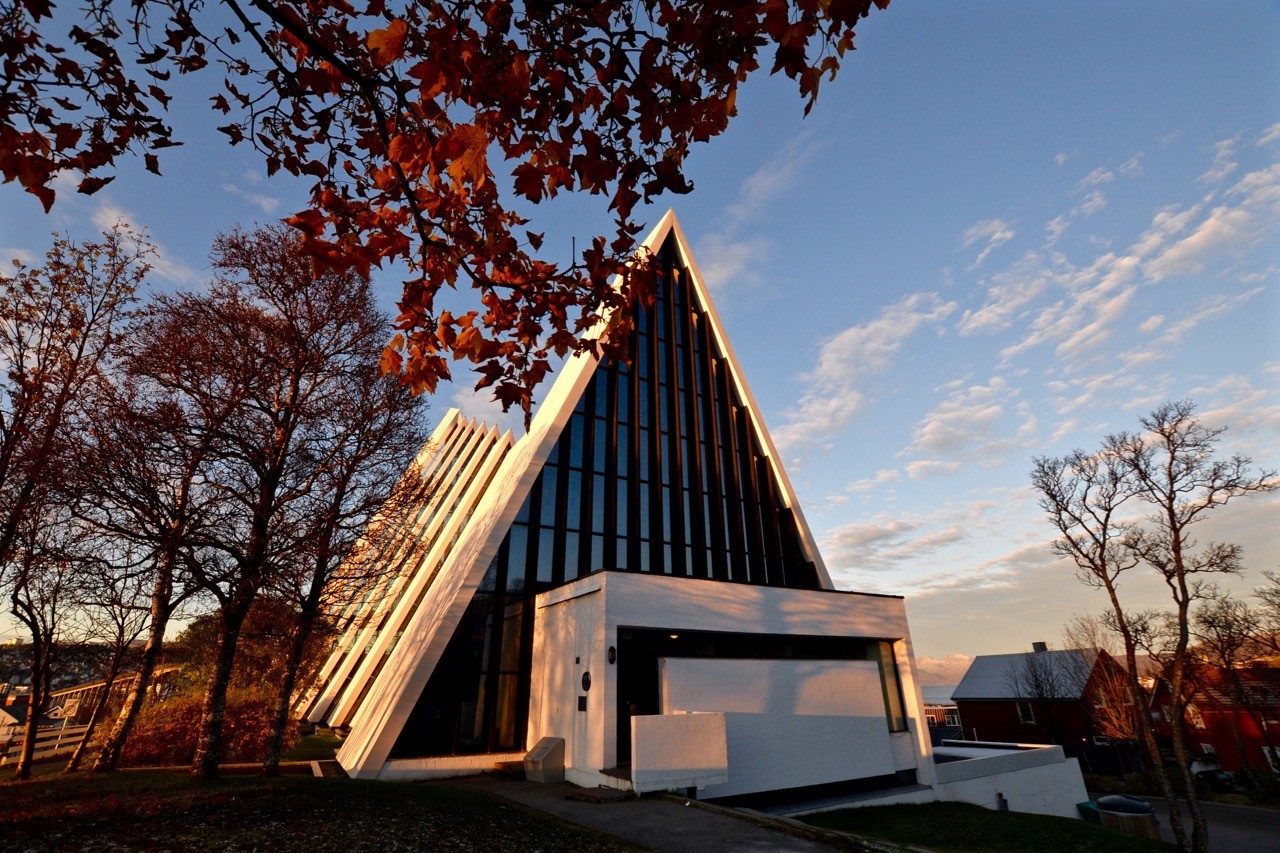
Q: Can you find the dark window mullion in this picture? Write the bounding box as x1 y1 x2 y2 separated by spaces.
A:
662 260 688 577
683 313 708 578
702 353 729 581
551 435 570 585
646 301 664 571
719 372 750 582
755 449 786 586
738 414 768 585
604 362 619 571
701 356 732 581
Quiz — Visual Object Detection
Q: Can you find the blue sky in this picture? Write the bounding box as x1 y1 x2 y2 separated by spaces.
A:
2 1 1277 670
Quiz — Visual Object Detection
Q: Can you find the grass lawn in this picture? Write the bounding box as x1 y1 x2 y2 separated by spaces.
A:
0 771 644 852
280 733 343 762
802 801 1175 852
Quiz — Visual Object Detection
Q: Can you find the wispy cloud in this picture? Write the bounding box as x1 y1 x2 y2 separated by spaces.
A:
694 132 822 294
0 247 38 267
1257 123 1280 147
1072 189 1107 217
90 200 199 284
1119 153 1145 176
1045 216 1069 247
898 377 1039 475
847 468 902 494
774 292 957 451
962 218 1016 269
1198 136 1239 185
1145 162 1280 282
1077 167 1114 189
221 181 280 215
822 496 1015 576
1055 152 1068 167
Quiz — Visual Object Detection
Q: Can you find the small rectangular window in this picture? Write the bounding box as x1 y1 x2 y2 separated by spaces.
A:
1017 700 1035 725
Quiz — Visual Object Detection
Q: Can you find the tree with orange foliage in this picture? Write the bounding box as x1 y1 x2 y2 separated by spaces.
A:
2 0 889 418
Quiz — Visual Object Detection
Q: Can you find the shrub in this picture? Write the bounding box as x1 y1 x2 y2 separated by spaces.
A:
122 691 296 766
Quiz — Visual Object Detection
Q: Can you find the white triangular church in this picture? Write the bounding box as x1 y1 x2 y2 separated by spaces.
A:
302 211 938 799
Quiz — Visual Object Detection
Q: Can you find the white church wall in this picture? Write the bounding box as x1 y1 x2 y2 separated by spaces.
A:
631 712 729 793
660 658 896 797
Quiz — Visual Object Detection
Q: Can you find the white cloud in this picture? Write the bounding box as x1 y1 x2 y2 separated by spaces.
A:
1154 287 1264 346
1119 153 1145 175
1055 153 1068 168
915 654 974 684
1045 216 1069 247
958 251 1056 335
692 232 772 298
221 181 280 215
996 149 1280 371
449 385 526 433
905 459 961 480
1145 163 1280 282
1077 167 1114 189
0 248 38 267
1257 123 1280 147
1198 136 1239 185
774 292 958 450
846 468 902 494
962 218 1016 269
823 514 964 568
693 132 822 294
90 200 199 285
899 376 1040 472
1137 315 1164 334
1072 190 1107 217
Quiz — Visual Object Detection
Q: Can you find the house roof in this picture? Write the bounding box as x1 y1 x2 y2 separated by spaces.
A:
952 649 1098 701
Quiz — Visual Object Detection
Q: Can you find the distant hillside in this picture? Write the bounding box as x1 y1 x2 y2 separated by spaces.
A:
915 654 973 685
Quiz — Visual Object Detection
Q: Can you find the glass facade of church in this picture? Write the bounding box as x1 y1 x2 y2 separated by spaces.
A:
391 236 823 758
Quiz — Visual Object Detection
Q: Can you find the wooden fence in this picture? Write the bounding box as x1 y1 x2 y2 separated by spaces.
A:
0 723 90 765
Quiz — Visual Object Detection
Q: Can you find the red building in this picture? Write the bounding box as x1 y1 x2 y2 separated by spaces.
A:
952 645 1141 775
1151 663 1280 773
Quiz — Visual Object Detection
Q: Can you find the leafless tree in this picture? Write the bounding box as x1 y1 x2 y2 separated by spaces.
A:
0 228 145 779
255 282 428 776
1063 615 1143 744
5 502 94 779
1107 401 1275 848
155 224 426 781
1255 571 1280 657
63 541 149 772
76 350 238 772
1031 401 1276 852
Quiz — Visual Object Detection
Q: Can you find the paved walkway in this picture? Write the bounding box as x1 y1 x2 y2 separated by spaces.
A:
440 775 855 853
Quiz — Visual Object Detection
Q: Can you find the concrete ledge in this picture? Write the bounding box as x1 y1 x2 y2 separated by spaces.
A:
934 744 1065 784
377 752 525 781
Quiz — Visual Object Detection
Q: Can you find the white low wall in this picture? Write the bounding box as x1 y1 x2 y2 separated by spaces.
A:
631 712 729 793
793 745 1088 820
661 658 897 798
934 747 1088 819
